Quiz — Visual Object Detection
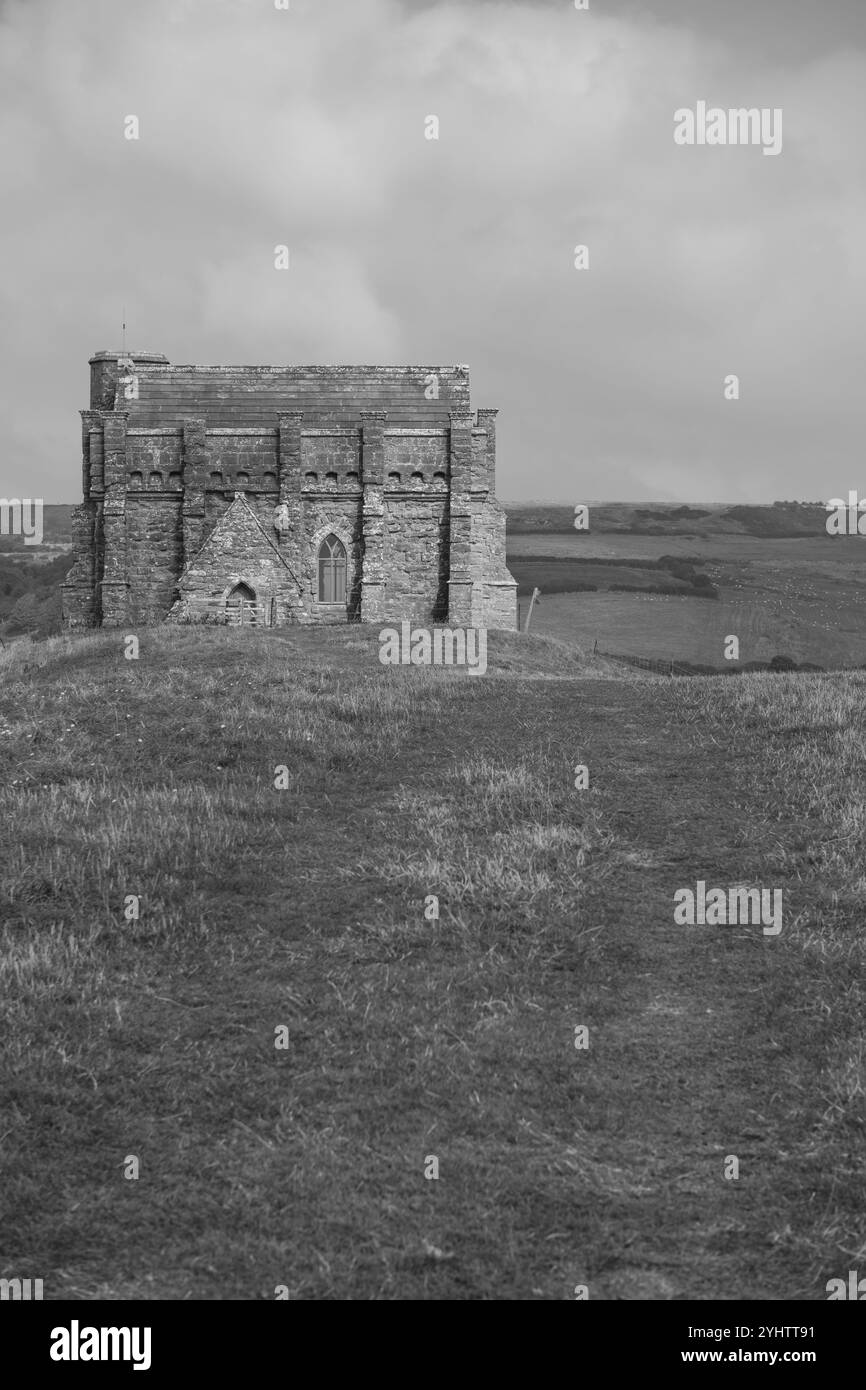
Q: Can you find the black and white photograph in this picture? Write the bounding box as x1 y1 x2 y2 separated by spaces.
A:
1 0 864 1346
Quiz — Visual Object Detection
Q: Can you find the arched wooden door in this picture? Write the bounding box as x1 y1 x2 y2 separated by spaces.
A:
226 581 257 625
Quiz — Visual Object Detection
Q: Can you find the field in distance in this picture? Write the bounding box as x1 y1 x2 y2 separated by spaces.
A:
506 527 866 671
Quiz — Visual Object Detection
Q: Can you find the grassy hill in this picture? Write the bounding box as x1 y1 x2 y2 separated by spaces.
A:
1 627 864 1299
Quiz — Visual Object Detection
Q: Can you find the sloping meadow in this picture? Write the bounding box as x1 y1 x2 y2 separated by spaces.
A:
0 628 612 1297
0 629 863 1298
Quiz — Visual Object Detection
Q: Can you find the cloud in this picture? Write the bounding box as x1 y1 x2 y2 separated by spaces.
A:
0 0 864 502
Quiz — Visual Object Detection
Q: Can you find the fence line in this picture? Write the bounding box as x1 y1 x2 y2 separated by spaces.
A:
594 647 698 677
593 645 863 677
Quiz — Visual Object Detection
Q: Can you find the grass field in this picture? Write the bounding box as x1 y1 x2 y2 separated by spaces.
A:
1 626 864 1299
508 533 866 669
507 557 713 598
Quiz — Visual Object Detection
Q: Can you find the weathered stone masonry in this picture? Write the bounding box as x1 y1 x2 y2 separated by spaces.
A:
62 351 518 631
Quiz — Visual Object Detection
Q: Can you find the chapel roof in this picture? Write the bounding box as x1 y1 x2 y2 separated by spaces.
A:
92 354 472 428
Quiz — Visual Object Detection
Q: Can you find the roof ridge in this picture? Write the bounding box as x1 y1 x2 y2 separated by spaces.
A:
130 364 471 372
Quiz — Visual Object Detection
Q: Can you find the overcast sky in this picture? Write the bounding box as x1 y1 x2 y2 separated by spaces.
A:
1 0 865 503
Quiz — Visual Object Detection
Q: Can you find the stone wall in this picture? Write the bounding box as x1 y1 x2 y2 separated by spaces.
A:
125 496 184 624
302 430 361 486
204 491 233 531
127 431 182 492
468 493 518 631
204 431 278 491
60 502 100 627
383 431 448 485
380 495 450 621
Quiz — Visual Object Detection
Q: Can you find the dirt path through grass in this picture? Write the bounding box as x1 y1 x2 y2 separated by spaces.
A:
554 685 809 1300
301 677 852 1300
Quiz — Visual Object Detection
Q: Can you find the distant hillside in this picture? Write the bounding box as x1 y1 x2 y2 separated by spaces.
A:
0 503 74 553
0 505 74 636
505 500 830 539
0 553 71 637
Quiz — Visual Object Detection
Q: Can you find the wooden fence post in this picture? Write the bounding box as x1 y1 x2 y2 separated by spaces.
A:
523 587 540 633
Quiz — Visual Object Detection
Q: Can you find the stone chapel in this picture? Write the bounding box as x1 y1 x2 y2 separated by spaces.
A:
61 351 517 631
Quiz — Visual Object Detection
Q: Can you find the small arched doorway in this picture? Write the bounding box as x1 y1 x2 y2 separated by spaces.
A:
317 534 347 605
226 581 258 625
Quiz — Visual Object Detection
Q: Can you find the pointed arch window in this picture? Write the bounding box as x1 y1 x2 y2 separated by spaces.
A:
318 534 347 604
